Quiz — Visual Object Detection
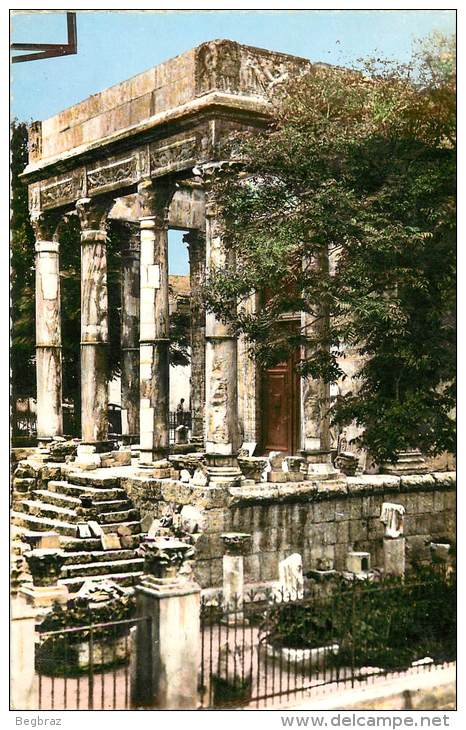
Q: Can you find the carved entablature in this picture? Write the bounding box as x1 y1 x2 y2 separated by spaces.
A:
40 174 75 210
240 47 309 97
196 40 241 95
149 126 211 176
28 121 42 163
87 154 138 195
195 40 310 100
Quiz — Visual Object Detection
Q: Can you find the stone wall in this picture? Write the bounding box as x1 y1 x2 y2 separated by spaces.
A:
122 471 456 589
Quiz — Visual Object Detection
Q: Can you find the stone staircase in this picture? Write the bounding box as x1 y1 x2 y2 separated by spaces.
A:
11 470 144 594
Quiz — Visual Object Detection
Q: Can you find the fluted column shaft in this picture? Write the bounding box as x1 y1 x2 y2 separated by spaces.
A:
32 213 63 445
138 180 174 464
185 230 206 444
120 222 140 444
77 198 110 447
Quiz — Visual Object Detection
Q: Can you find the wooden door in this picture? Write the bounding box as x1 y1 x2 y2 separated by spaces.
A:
261 352 300 454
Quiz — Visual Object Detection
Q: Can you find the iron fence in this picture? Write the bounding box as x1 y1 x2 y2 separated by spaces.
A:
169 410 192 443
199 569 456 709
35 616 151 710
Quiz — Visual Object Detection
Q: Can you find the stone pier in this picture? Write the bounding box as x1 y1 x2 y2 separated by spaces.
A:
137 180 174 465
77 197 111 448
120 221 141 445
31 212 63 446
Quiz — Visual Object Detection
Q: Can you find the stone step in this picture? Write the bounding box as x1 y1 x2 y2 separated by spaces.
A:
61 549 137 565
98 508 140 525
60 534 141 552
33 489 132 513
65 472 120 489
20 500 77 521
11 511 76 537
48 480 127 501
60 571 143 593
99 521 141 535
62 558 144 579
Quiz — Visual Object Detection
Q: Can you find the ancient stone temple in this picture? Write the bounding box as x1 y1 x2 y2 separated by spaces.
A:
22 39 332 478
15 40 455 594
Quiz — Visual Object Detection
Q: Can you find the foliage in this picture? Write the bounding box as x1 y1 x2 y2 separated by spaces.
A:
37 595 136 676
265 568 456 670
205 34 456 462
10 121 36 400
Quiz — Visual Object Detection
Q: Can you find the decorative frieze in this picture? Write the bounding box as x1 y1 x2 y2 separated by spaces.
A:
41 176 75 209
149 135 198 175
87 155 138 194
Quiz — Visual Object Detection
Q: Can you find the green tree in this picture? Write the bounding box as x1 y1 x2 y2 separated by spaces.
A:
205 34 456 462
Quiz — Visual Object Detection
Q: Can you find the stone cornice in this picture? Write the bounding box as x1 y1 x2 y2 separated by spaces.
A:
21 92 270 185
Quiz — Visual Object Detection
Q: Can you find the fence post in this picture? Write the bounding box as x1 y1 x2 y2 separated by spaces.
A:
10 599 37 709
132 538 200 709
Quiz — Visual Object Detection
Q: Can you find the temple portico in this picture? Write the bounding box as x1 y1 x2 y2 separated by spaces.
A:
22 39 333 482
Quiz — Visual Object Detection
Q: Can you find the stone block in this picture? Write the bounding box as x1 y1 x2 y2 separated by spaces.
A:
193 560 210 588
433 491 445 512
313 501 335 522
383 537 405 577
349 498 362 519
346 551 371 573
349 519 367 543
334 500 351 521
244 554 261 584
432 471 456 489
444 492 456 511
400 474 436 491
321 522 337 546
161 480 193 505
367 517 384 540
192 485 231 509
336 521 350 544
210 558 223 586
260 551 279 582
429 511 447 535
334 543 347 571
417 492 435 513
102 533 121 550
361 495 384 518
12 478 35 493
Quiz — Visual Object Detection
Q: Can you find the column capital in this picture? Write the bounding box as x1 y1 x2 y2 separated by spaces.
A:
220 532 252 557
76 196 112 237
30 210 62 242
136 178 175 225
115 219 141 257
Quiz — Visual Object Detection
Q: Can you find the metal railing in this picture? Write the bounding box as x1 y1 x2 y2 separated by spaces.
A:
36 616 152 710
199 569 456 709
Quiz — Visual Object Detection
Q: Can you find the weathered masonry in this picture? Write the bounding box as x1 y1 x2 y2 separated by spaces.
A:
22 39 338 481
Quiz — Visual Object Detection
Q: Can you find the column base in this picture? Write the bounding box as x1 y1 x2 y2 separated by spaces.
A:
136 458 171 478
20 583 69 608
301 449 342 481
206 453 242 487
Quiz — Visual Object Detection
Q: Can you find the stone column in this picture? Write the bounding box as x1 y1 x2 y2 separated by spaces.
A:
76 197 111 449
10 600 38 709
31 212 63 446
185 229 206 445
220 532 251 619
238 292 260 444
196 162 241 487
137 180 174 466
120 221 140 445
300 247 337 479
133 538 200 709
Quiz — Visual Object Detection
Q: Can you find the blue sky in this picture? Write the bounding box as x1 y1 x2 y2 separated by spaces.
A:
10 9 456 273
